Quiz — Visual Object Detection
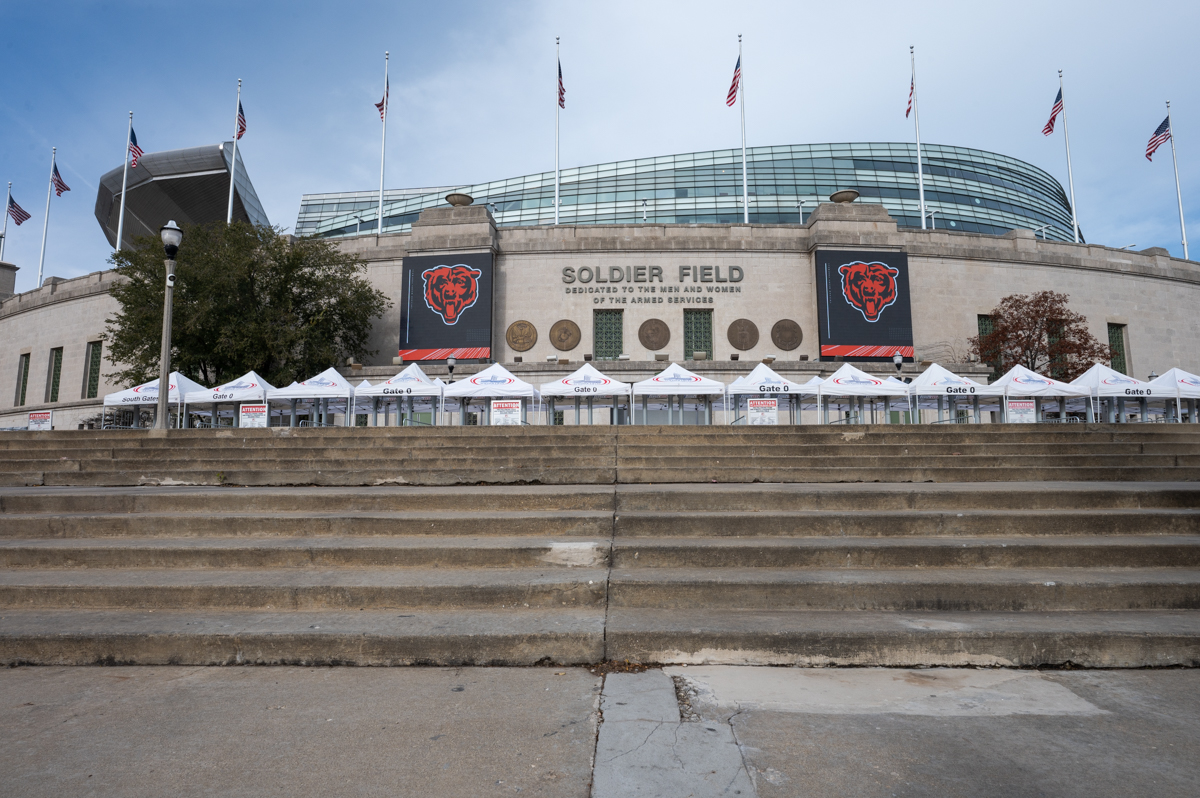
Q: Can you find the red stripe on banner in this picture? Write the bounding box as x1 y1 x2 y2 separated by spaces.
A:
399 347 491 361
821 345 914 358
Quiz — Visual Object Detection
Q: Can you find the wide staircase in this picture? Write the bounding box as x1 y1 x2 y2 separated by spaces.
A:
0 480 1197 667
2 425 1200 486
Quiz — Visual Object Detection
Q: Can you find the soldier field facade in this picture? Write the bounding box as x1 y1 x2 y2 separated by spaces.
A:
1 199 1199 428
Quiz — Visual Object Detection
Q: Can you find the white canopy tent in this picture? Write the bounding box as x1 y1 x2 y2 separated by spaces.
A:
266 367 356 427
906 363 1004 424
988 364 1090 422
817 363 909 424
632 363 727 425
183 370 276 428
1145 367 1200 423
540 363 631 425
1071 363 1155 422
103 372 208 428
726 364 820 425
356 363 445 426
443 363 540 425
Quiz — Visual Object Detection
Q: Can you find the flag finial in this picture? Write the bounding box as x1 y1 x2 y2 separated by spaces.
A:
385 51 389 59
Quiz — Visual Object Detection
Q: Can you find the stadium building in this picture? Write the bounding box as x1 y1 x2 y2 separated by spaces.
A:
3 140 1198 430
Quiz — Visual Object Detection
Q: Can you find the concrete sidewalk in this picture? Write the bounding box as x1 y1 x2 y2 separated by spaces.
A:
1 666 1197 797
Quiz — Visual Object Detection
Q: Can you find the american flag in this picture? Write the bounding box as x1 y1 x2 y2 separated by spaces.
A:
557 59 565 109
7 195 30 225
51 164 70 197
129 127 144 167
1043 89 1063 136
906 75 914 118
1146 116 1171 161
376 77 388 120
235 101 247 140
726 56 741 107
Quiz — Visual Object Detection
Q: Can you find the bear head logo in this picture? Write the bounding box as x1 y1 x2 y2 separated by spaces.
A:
422 264 483 325
837 261 900 323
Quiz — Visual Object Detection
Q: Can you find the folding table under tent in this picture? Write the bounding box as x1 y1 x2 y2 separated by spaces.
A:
540 363 631 426
906 363 1004 424
817 363 910 424
725 364 820 425
1146 367 1200 423
987 364 1091 422
265 367 356 427
442 363 540 425
355 363 445 426
631 364 727 425
103 372 209 428
183 370 275 429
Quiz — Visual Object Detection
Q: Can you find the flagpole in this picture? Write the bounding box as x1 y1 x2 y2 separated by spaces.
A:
37 148 55 288
378 52 388 236
739 34 749 224
116 111 133 251
1 182 10 262
555 37 560 226
226 79 242 224
911 46 927 230
1059 71 1079 243
1167 101 1189 261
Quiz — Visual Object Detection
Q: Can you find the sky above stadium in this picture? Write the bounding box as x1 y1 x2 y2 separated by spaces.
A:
2 0 1198 293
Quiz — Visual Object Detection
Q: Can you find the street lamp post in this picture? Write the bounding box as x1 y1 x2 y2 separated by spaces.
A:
155 221 182 430
446 356 456 384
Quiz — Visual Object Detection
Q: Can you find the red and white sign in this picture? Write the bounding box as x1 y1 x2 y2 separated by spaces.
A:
1007 399 1037 424
239 403 269 428
490 399 522 426
747 398 778 425
27 411 52 431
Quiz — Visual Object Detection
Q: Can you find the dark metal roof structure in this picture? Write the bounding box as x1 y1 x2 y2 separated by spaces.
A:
94 142 269 249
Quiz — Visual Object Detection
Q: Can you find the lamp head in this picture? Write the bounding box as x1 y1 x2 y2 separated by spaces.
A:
893 353 903 371
1149 371 1159 381
160 221 182 259
447 356 456 369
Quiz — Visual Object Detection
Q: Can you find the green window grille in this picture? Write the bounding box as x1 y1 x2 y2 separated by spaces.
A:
683 309 713 360
47 347 64 403
84 341 103 399
1108 324 1128 375
976 314 999 380
15 353 30 406
1047 320 1066 380
553 410 564 426
593 310 623 360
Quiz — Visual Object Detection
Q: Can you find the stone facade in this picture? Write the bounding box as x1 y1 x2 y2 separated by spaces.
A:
2 203 1197 427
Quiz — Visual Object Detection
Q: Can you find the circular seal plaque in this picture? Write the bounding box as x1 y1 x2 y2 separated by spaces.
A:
771 319 803 351
638 318 671 351
505 320 537 352
549 319 581 351
727 319 759 351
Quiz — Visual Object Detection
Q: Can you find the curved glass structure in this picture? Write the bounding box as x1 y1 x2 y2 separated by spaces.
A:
296 142 1079 242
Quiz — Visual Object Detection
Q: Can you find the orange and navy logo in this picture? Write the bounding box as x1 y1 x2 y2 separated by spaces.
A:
837 261 900 323
422 264 482 326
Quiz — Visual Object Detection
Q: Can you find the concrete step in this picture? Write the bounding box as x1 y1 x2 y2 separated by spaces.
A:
607 567 1200 611
0 537 611 569
20 467 619 488
0 510 614 539
603 608 1200 667
616 466 1200 483
0 485 617 514
611 536 1200 568
0 567 609 610
0 608 606 666
614 509 1200 537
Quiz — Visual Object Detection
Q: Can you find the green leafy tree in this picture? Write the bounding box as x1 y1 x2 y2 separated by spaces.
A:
105 222 391 388
969 290 1112 382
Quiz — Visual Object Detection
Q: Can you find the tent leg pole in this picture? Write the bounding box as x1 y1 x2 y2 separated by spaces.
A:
884 397 890 424
641 395 647 425
1117 398 1125 423
372 398 378 427
973 395 980 424
575 397 580 426
522 397 528 425
460 399 466 426
587 396 593 425
1140 398 1147 423
937 395 944 423
1034 397 1042 422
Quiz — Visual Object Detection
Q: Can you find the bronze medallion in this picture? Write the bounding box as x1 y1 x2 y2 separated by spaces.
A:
771 319 803 351
726 318 759 351
638 318 671 351
505 320 538 352
549 319 581 351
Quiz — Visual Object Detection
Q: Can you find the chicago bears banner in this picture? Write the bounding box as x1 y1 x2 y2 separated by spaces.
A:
814 250 914 362
399 252 494 360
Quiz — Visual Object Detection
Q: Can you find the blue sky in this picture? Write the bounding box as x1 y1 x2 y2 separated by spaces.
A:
3 0 1198 293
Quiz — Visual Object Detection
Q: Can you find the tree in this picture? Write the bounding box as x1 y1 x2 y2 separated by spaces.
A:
968 290 1112 382
105 222 391 388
